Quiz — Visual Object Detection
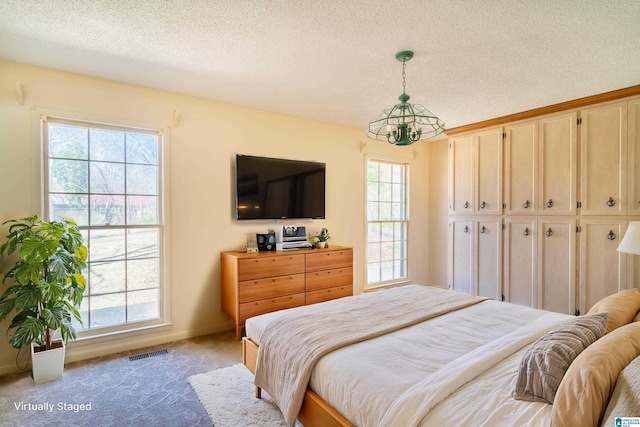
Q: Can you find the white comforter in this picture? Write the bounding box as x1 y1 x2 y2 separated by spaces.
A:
308 298 570 427
246 286 572 426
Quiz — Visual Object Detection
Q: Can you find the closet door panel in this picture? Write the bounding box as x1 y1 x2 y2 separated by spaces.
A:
538 218 576 315
449 136 474 214
505 121 537 215
580 102 627 215
475 128 503 215
539 112 578 215
504 218 537 308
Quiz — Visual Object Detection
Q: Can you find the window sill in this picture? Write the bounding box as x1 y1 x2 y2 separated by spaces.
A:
364 279 411 292
69 322 173 348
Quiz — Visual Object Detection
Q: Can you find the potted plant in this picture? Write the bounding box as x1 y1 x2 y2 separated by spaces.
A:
0 215 87 382
316 228 331 248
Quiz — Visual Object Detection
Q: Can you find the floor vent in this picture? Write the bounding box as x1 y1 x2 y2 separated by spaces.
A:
128 349 169 361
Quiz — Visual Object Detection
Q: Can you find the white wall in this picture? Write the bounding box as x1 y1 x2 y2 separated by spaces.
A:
0 60 432 374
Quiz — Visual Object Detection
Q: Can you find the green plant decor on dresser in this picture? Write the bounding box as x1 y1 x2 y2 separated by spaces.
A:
0 215 87 351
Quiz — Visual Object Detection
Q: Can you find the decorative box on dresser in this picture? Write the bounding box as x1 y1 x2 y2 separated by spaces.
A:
221 246 353 339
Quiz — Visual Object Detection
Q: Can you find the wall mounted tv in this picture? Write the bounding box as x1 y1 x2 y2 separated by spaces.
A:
235 154 326 220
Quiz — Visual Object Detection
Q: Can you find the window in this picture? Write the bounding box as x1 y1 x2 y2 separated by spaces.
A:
44 117 165 335
366 159 409 287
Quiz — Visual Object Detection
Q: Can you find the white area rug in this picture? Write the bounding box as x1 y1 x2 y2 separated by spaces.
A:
188 363 303 427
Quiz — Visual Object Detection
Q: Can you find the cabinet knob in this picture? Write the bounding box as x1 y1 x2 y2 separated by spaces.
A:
480 201 487 209
607 197 616 207
546 228 553 237
523 200 530 209
546 199 554 208
480 226 487 234
608 230 616 240
464 201 470 209
523 227 530 236
464 225 469 233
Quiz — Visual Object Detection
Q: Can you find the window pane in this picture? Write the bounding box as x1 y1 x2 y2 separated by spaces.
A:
127 259 159 290
89 261 126 294
127 196 158 224
49 124 88 159
379 202 391 220
90 293 126 328
392 164 403 183
89 229 126 261
367 183 379 202
380 183 391 202
392 183 403 203
381 261 394 281
380 163 391 182
368 264 380 283
49 194 88 225
368 242 381 263
127 164 158 195
381 222 393 241
127 228 159 258
368 223 381 243
90 195 125 225
90 128 124 162
128 289 159 322
90 162 125 194
127 133 158 165
382 242 394 261
367 202 379 221
367 161 379 182
50 159 88 193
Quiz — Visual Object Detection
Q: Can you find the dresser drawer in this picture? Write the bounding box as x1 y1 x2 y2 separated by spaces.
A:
305 249 353 272
239 274 305 302
306 267 353 292
306 285 352 305
238 255 305 281
239 293 305 322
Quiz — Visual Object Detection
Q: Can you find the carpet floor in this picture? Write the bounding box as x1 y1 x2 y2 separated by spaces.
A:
0 330 242 427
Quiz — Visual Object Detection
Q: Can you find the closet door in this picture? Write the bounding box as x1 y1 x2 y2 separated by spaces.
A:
504 218 537 308
539 111 578 215
504 121 538 215
580 101 627 215
476 218 502 300
448 219 474 295
538 218 576 315
578 220 627 314
475 127 503 215
449 135 474 215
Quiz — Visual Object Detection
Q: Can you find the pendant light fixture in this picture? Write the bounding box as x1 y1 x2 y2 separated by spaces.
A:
367 51 445 145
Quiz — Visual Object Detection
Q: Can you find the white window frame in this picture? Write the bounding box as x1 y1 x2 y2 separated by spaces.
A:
41 113 171 339
365 156 410 290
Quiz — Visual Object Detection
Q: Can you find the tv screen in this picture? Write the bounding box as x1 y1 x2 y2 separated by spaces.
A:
235 154 326 220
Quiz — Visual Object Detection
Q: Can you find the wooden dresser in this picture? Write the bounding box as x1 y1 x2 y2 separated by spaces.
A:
221 246 353 338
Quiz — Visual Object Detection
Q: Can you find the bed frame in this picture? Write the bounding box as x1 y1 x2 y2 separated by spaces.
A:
242 337 353 427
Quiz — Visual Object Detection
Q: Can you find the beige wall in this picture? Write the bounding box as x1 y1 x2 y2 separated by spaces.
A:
427 139 449 288
0 60 433 374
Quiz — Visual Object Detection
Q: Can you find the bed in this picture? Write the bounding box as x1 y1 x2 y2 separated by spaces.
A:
242 284 640 427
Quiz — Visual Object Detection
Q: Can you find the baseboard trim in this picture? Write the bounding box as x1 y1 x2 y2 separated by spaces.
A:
0 320 234 377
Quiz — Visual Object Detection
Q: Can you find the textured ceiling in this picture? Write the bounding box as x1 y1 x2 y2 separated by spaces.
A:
0 0 639 135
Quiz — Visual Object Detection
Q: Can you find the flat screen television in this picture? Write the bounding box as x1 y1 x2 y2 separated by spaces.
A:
235 154 326 220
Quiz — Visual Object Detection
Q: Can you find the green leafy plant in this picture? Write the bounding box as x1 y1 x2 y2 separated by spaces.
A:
317 228 331 242
0 215 87 351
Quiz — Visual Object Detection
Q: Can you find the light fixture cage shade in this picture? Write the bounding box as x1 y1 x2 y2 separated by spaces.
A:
617 222 640 255
367 101 446 143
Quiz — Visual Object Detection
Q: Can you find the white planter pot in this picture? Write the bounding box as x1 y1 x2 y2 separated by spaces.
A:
31 340 65 383
316 241 326 248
